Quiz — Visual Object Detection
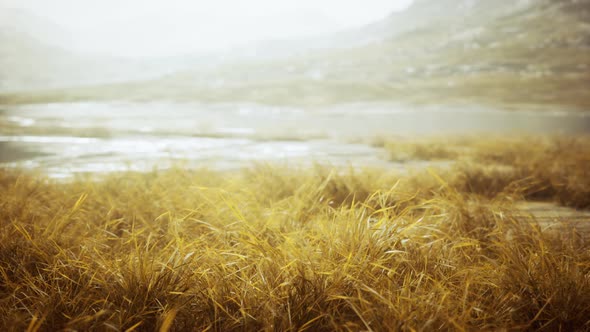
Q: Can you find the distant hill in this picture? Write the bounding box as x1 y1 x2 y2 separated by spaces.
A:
0 8 72 46
0 9 79 91
0 28 86 91
2 0 590 110
0 9 206 92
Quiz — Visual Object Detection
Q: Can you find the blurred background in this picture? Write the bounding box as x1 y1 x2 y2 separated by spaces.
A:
1 0 589 177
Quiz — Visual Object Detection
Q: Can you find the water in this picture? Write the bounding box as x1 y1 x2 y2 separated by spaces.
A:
1 101 589 177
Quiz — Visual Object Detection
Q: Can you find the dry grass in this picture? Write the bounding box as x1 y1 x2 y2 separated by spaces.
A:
1 137 590 331
382 135 590 209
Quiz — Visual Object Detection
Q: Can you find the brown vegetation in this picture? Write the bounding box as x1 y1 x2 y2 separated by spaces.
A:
1 136 589 331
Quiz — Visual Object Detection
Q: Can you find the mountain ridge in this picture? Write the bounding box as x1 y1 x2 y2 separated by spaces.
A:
2 0 589 110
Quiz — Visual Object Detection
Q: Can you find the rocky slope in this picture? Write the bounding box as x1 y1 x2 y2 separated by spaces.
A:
2 0 589 110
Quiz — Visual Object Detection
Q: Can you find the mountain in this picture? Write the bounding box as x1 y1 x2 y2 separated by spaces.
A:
0 8 72 47
2 0 590 110
0 9 215 92
0 29 87 91
0 9 77 90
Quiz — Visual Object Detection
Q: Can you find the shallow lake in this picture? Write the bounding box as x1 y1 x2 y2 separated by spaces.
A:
1 101 589 177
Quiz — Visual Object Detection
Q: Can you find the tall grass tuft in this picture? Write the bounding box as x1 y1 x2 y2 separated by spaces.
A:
1 136 589 330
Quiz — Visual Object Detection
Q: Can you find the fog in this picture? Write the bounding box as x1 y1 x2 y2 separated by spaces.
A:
1 0 413 57
1 0 589 177
2 2 590 329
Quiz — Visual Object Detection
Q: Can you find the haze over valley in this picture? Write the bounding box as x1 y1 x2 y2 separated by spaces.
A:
2 0 589 109
2 2 590 331
1 0 589 175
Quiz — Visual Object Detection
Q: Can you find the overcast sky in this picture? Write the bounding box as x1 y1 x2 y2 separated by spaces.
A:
1 0 414 57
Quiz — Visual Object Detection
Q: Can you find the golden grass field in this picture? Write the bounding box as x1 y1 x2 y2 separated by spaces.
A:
1 136 589 331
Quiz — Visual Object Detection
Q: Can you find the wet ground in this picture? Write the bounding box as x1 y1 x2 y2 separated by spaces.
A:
516 202 590 242
2 102 589 231
1 101 589 177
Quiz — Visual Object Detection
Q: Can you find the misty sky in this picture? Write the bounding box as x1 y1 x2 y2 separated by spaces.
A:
1 0 414 57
